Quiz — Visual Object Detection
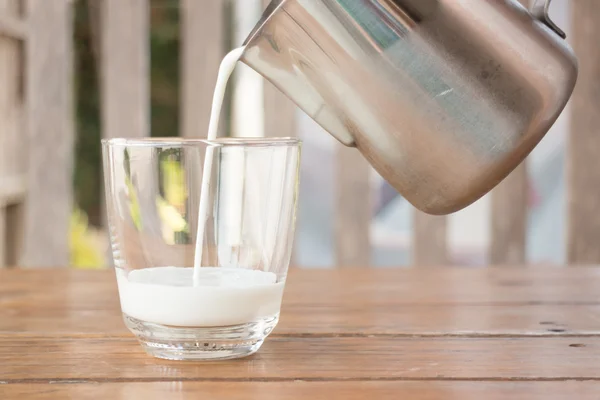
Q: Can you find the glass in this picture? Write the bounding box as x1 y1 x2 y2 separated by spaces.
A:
102 137 301 360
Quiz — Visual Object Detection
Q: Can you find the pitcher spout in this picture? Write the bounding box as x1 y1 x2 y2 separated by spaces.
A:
243 0 285 48
241 0 356 146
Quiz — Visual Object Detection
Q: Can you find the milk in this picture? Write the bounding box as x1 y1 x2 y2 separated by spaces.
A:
116 47 286 328
193 47 246 285
117 267 285 327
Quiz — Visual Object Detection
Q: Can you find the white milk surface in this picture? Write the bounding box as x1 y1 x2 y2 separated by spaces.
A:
116 267 285 327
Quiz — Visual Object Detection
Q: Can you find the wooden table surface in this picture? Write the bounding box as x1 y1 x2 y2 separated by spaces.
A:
2 268 600 399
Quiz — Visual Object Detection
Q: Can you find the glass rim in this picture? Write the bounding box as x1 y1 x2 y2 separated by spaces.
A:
102 137 301 148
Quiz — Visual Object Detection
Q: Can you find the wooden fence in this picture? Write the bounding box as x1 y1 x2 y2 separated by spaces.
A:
0 0 598 268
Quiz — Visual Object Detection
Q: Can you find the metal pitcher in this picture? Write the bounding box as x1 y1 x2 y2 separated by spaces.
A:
241 0 577 214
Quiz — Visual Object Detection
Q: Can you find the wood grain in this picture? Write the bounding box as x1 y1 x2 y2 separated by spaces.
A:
4 381 600 400
414 212 447 265
180 0 224 138
0 206 5 267
96 0 149 249
1 269 600 397
99 0 149 140
488 0 530 266
568 0 600 263
490 166 527 264
1 336 599 381
335 145 371 266
3 267 600 304
0 14 25 40
0 175 26 208
21 0 74 267
3 298 600 337
5 202 24 266
2 269 600 337
0 0 24 268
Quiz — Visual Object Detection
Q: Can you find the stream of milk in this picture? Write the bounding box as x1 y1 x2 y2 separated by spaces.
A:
192 47 246 286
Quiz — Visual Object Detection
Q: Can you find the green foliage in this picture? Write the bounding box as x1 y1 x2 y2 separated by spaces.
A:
70 208 105 269
160 157 187 208
150 0 180 138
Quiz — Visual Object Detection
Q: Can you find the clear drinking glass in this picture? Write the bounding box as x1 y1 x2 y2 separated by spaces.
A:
102 138 301 360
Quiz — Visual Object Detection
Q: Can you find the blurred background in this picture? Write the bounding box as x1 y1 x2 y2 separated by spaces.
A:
0 0 591 269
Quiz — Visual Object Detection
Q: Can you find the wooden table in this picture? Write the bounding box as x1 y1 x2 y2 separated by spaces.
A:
1 268 600 399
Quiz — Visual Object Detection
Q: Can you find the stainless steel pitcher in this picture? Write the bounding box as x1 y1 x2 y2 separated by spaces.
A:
241 0 578 214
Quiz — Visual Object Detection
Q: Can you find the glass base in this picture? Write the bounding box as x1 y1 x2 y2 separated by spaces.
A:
123 313 279 361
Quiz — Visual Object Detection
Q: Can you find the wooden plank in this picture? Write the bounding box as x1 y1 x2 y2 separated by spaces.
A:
4 382 600 400
3 268 600 304
96 0 149 263
413 211 447 265
2 268 600 390
281 268 600 304
568 0 600 263
0 174 26 206
490 166 528 264
180 0 224 138
2 336 600 380
3 269 600 336
2 292 600 337
99 0 149 139
0 0 23 269
0 0 26 191
0 206 4 267
5 202 24 266
86 0 100 65
0 14 26 39
489 0 529 266
20 0 74 267
335 145 371 266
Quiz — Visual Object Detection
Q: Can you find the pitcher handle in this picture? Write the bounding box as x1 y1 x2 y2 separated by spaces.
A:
531 0 566 39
